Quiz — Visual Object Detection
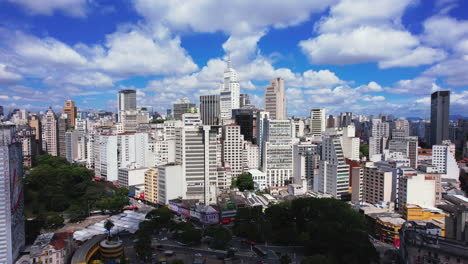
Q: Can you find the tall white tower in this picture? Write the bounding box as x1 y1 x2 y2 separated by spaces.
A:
220 57 240 122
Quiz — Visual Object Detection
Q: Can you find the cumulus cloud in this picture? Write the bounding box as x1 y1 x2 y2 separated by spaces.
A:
8 0 90 17
92 25 198 77
0 64 22 85
422 16 468 48
133 0 335 35
300 0 445 68
386 76 441 95
356 81 383 92
424 58 468 86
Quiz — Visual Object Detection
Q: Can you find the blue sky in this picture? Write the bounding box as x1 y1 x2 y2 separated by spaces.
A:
0 0 467 118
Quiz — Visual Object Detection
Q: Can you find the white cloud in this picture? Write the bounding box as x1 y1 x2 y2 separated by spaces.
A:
300 26 423 66
422 16 468 48
44 72 114 88
8 0 89 17
316 0 415 33
0 64 22 85
363 95 385 101
379 46 446 68
386 76 441 95
356 81 383 92
133 0 335 35
424 58 468 86
300 0 444 68
93 26 198 77
11 31 87 66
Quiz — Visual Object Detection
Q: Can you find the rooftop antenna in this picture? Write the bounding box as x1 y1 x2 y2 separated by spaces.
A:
227 53 231 69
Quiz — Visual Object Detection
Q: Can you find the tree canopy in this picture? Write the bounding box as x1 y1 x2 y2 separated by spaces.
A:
234 197 378 264
231 172 254 191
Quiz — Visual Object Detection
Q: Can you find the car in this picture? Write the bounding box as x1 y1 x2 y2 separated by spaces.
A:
194 253 203 257
161 237 168 241
241 240 257 245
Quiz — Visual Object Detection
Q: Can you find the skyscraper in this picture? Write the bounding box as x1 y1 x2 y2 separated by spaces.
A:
0 124 25 263
222 124 245 179
176 126 218 204
431 91 450 146
317 135 350 200
264 77 286 120
62 100 77 127
310 108 326 136
200 95 220 126
118 89 137 122
262 120 294 187
57 115 69 158
220 58 240 122
41 107 58 156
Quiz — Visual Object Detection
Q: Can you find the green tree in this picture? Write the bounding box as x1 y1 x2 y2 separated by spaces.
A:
205 226 232 250
235 173 254 191
359 144 369 158
44 213 64 229
105 220 115 240
174 222 202 245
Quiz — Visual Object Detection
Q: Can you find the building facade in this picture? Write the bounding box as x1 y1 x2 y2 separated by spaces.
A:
431 90 450 146
264 77 286 120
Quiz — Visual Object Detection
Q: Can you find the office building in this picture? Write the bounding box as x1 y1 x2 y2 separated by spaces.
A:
398 172 440 210
222 124 244 178
41 107 58 156
264 77 286 120
158 164 184 205
176 126 218 204
62 100 77 127
431 90 450 146
432 140 459 180
239 93 251 108
200 95 220 126
17 125 39 167
351 167 363 202
0 124 25 263
262 120 294 187
173 98 196 121
232 108 257 143
369 119 390 159
257 111 270 168
219 58 240 122
118 89 137 122
362 162 392 204
118 167 147 188
57 115 69 158
243 142 259 170
317 136 350 199
144 168 158 204
293 142 320 191
310 108 326 136
341 125 360 161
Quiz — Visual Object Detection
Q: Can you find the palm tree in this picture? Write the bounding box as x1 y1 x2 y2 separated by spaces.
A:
105 219 115 240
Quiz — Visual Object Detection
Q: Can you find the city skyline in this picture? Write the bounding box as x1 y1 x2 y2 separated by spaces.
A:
0 0 467 118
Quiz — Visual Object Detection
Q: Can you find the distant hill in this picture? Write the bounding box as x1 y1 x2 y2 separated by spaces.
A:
450 115 468 121
406 117 423 121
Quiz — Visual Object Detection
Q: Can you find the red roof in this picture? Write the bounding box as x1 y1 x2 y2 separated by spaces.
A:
50 232 73 250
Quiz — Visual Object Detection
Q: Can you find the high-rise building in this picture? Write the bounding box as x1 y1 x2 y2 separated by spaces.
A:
176 126 218 204
62 100 77 127
257 111 270 168
432 140 459 180
222 124 244 179
341 125 360 161
264 77 286 120
118 89 137 121
0 105 3 118
57 115 69 159
398 172 440 210
262 120 294 187
173 98 196 121
431 91 450 146
200 95 220 126
293 142 320 191
232 108 256 143
144 168 158 204
310 108 326 136
362 162 392 204
17 125 39 167
369 119 390 158
317 136 350 200
239 93 251 108
0 124 26 263
41 107 58 156
220 58 240 122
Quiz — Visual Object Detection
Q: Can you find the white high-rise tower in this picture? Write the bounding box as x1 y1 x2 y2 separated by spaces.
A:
220 57 240 122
